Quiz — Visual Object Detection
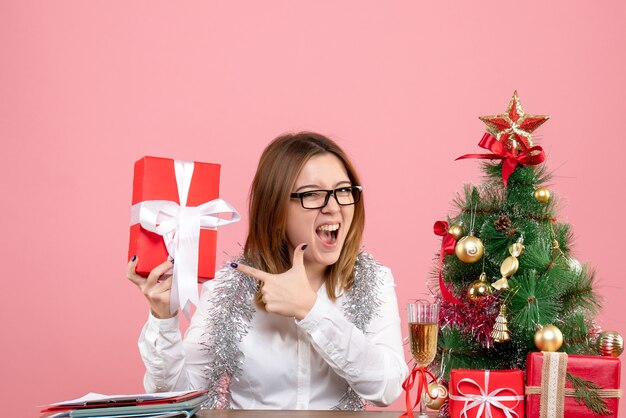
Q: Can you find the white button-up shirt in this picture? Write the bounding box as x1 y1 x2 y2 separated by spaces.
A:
138 265 408 409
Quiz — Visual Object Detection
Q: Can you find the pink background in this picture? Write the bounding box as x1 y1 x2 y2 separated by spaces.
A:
2 1 625 416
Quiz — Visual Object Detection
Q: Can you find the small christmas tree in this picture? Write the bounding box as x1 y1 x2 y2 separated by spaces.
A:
431 91 602 380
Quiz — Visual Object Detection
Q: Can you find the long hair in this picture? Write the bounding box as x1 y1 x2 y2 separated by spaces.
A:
244 131 365 302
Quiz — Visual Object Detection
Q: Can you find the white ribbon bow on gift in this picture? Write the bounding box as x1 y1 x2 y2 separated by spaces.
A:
449 370 524 418
130 160 240 317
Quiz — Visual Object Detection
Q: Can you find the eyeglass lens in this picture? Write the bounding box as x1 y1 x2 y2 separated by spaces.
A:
301 187 359 209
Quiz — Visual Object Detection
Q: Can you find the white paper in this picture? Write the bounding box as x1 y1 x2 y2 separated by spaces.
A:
48 390 198 406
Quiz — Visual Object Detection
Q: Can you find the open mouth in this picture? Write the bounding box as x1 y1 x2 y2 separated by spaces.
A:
316 223 340 246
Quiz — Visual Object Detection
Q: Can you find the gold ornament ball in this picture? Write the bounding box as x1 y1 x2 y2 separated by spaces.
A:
425 381 448 410
455 235 484 263
597 330 624 357
534 188 551 203
467 273 493 302
448 224 465 241
534 325 564 352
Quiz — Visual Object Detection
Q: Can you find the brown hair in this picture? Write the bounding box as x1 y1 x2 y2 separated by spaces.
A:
244 131 365 302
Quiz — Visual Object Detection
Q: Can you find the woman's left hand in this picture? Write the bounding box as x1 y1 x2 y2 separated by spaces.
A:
232 243 317 320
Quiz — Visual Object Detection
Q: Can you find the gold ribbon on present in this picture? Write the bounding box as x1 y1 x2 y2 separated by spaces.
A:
524 352 622 418
525 387 622 397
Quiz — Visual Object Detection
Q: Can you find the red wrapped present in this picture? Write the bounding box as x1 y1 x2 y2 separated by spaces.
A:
526 352 621 418
449 369 524 418
129 156 240 314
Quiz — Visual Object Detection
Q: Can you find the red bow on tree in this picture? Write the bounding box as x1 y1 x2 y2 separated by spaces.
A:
456 133 546 186
434 221 461 305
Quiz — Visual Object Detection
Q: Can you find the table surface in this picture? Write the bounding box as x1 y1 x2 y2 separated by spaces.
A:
196 411 437 418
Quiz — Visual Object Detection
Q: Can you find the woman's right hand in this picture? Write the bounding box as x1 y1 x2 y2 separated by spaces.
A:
127 256 176 319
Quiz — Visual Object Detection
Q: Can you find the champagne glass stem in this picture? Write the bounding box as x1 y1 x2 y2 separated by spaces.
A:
418 389 427 418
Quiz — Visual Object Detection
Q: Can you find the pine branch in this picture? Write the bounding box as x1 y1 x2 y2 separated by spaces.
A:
566 372 613 416
552 222 573 255
519 233 552 271
560 267 601 315
436 326 503 378
509 271 561 333
559 311 596 354
458 206 556 222
482 162 551 186
451 185 477 213
480 217 543 261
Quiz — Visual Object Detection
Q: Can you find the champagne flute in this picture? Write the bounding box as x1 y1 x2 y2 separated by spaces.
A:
407 302 439 418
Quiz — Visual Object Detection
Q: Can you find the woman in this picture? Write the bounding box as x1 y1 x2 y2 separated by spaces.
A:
127 132 408 410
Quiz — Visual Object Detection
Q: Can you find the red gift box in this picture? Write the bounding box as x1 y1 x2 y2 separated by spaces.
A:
449 369 524 418
129 156 239 313
526 352 621 418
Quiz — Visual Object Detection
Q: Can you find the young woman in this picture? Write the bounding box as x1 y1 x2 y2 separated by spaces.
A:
127 132 408 410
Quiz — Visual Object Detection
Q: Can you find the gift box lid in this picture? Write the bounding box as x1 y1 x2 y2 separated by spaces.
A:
132 156 221 205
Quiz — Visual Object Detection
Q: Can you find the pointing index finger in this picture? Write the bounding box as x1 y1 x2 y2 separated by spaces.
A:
232 262 271 282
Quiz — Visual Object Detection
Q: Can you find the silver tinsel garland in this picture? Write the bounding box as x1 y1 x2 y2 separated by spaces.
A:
201 255 257 409
201 252 383 410
333 252 384 410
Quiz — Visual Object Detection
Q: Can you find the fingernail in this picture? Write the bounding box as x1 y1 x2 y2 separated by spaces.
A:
230 262 238 268
302 244 308 250
131 255 137 262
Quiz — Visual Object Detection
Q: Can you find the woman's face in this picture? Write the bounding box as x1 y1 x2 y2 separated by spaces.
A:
286 153 355 273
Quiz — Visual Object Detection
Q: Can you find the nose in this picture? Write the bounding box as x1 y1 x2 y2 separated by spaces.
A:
322 192 341 212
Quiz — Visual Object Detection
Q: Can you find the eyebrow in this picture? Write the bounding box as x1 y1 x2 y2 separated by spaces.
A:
294 180 352 192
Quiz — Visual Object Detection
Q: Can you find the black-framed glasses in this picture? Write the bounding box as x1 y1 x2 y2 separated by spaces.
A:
290 186 362 209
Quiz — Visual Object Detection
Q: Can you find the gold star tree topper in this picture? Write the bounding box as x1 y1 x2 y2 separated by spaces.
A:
479 91 550 153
